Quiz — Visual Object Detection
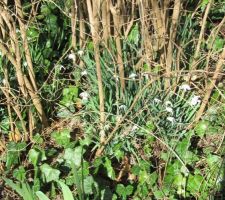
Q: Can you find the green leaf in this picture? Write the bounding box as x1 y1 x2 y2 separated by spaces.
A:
36 191 51 200
33 134 44 144
125 185 133 196
173 173 184 186
187 174 204 195
195 121 210 137
116 184 125 196
64 146 83 167
127 24 139 45
13 166 26 182
146 120 156 132
6 142 26 169
206 155 220 169
57 180 74 200
40 164 60 183
51 129 71 147
28 148 46 166
3 178 23 197
83 176 95 194
139 170 149 184
104 158 115 180
60 86 79 106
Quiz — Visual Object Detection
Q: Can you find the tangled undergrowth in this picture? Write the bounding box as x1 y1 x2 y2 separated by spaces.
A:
0 0 225 200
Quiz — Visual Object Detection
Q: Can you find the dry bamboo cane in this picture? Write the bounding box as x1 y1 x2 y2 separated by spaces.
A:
15 0 38 91
71 0 77 50
87 0 106 142
165 0 181 89
110 0 125 93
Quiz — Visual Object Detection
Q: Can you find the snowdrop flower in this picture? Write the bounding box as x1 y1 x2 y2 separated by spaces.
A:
79 91 89 101
141 72 149 80
2 79 6 85
119 105 127 111
77 50 84 56
189 95 201 106
81 70 88 76
116 115 122 122
180 84 191 91
131 125 139 132
23 62 28 67
56 65 65 70
167 117 175 124
129 73 137 80
165 101 173 107
154 98 161 103
68 53 76 61
113 75 119 82
165 107 173 114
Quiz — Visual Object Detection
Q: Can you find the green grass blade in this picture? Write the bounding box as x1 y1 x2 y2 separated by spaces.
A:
36 191 51 200
57 180 74 200
3 178 24 197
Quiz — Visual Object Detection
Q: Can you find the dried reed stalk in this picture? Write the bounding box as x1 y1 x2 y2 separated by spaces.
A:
87 0 105 142
110 0 125 92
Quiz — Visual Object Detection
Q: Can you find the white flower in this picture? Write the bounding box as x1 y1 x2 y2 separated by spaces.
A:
79 91 89 101
141 73 149 80
165 101 173 107
167 117 175 124
129 73 137 80
131 125 139 132
2 79 6 85
16 28 20 33
180 84 191 91
116 115 122 122
56 65 64 70
154 98 161 103
165 107 173 114
113 75 119 82
23 62 28 67
77 50 84 56
68 53 76 61
189 95 201 106
119 105 127 110
81 70 87 76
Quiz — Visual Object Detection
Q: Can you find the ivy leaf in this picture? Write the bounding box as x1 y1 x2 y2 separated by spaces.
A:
195 121 210 137
116 184 125 196
40 164 60 183
28 148 46 166
187 174 204 195
128 24 139 46
51 129 71 147
83 176 95 195
13 166 26 182
64 147 83 167
6 142 26 170
104 158 115 180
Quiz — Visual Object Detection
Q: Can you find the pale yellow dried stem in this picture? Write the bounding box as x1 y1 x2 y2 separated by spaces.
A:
110 0 125 92
165 0 181 89
71 0 77 50
15 0 38 91
87 0 105 136
102 0 110 45
24 75 48 127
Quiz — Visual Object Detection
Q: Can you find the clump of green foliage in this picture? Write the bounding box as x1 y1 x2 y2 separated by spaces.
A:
0 0 225 200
